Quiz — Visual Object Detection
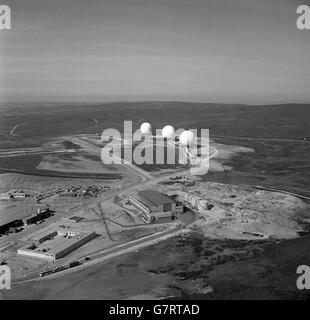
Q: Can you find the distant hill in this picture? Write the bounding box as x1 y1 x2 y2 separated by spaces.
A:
0 102 309 149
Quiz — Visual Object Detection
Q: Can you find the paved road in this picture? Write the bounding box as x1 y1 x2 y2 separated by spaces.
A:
253 185 310 201
9 123 25 136
213 134 310 144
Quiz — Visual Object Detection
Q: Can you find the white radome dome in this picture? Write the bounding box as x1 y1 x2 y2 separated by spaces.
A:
140 122 152 135
162 125 175 139
179 130 195 146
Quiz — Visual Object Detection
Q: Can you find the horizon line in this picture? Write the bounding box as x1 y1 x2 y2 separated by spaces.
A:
0 100 310 107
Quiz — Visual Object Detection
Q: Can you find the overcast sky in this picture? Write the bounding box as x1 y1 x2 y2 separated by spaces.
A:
0 0 309 103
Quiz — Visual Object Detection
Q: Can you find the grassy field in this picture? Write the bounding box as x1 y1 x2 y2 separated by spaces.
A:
0 153 122 179
204 138 310 196
1 102 310 189
4 232 310 300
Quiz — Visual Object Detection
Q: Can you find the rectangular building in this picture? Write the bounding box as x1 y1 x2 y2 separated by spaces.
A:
129 190 183 221
18 228 96 261
23 208 53 225
0 219 23 236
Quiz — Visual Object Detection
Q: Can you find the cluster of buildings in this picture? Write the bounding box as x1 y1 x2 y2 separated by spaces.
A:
0 190 28 200
0 208 53 236
129 190 184 222
35 185 109 202
58 185 106 197
2 186 208 264
23 208 53 225
18 224 96 261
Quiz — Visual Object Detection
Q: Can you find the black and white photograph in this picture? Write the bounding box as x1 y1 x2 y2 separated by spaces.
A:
0 0 310 305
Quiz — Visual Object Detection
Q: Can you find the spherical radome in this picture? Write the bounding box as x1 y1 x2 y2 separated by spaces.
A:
162 125 175 139
140 122 152 135
179 130 195 146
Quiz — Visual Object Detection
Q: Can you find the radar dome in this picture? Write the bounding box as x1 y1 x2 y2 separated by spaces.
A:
162 125 175 139
179 130 195 146
140 122 152 135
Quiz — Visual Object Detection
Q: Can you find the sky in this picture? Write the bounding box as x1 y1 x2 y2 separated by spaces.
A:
0 0 309 103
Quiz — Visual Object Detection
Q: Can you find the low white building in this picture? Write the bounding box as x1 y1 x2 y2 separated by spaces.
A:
18 226 96 261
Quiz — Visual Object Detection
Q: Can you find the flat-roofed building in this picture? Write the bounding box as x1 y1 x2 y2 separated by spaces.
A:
0 189 28 200
23 208 53 225
0 219 23 235
18 226 96 261
13 190 27 198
